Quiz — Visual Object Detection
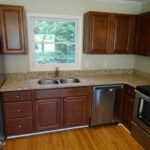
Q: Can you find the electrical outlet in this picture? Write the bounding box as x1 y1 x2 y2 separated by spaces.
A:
85 62 89 68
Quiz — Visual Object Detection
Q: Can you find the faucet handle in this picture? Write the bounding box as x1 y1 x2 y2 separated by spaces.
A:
55 67 60 78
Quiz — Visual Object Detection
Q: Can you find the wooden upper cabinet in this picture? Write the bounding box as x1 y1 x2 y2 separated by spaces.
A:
112 14 136 54
83 12 113 54
0 5 26 54
83 11 136 54
135 12 150 56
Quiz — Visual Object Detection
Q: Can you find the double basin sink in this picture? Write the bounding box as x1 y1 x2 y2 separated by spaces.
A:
38 78 80 85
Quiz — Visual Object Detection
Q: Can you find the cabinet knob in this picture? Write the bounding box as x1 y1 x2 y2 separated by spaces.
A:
16 96 20 99
18 125 22 128
64 99 67 102
131 98 134 102
128 90 131 93
17 109 21 112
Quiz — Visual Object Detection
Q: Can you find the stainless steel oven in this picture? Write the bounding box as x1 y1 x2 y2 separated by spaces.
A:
132 86 150 149
133 90 150 134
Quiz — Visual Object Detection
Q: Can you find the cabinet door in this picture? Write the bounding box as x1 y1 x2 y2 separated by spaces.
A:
112 14 136 54
122 85 135 130
0 5 26 54
83 12 113 54
135 13 150 56
36 98 62 130
63 96 89 127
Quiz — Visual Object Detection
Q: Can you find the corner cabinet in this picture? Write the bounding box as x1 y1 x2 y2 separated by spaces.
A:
83 11 136 54
0 5 26 54
121 85 135 131
135 12 150 56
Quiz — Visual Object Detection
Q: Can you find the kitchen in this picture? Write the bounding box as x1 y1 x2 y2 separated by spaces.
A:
0 0 150 149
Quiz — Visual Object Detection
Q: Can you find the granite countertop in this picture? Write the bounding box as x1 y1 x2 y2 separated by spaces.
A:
1 74 150 92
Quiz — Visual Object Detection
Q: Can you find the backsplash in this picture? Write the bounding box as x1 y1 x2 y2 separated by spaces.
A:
6 69 134 80
134 69 150 79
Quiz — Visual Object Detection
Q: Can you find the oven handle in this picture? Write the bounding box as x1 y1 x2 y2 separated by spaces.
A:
135 90 150 103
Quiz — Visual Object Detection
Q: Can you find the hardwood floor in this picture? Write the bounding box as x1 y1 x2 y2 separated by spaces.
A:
4 125 144 150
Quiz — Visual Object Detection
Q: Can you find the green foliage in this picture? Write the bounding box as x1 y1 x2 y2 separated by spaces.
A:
34 19 76 64
34 20 75 42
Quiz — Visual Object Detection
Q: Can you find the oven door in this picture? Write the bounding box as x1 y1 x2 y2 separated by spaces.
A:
133 91 150 134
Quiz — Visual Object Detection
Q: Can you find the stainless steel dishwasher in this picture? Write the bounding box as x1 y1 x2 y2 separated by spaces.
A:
91 84 123 126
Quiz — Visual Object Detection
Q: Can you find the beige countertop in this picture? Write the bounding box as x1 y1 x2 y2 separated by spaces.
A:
1 74 150 92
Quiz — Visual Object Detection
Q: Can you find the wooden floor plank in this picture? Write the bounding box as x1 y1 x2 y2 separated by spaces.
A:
4 125 144 150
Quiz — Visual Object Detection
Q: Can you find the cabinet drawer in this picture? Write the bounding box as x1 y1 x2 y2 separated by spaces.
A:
3 91 32 102
6 117 33 135
36 89 60 100
4 101 32 119
61 87 91 97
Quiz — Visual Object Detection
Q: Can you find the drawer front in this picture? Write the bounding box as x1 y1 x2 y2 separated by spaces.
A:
3 91 32 102
4 101 32 119
6 117 33 135
61 87 91 97
36 89 60 100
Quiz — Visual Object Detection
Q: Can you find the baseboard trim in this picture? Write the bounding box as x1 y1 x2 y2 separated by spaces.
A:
7 125 89 140
118 123 131 134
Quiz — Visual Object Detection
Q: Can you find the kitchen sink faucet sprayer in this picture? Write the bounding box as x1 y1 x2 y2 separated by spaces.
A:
55 67 60 79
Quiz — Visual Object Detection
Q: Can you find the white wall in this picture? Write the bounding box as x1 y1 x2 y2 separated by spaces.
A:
134 2 150 74
141 1 150 13
0 0 142 73
135 56 150 73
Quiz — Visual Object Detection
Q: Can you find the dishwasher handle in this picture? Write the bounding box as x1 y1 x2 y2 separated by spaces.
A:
93 84 123 91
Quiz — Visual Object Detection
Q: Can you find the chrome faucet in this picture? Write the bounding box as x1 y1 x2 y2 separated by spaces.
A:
54 67 60 79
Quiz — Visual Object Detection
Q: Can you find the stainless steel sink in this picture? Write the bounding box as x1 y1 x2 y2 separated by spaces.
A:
38 78 80 85
59 78 80 84
38 79 59 85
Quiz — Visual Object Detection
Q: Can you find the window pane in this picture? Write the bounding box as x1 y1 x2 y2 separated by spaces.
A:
35 43 75 64
34 20 75 42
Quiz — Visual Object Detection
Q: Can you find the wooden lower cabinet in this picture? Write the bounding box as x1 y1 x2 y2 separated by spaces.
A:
2 90 34 136
63 96 88 127
121 85 135 130
6 117 33 135
2 85 136 136
4 101 32 119
36 98 62 130
1 87 91 136
35 87 92 131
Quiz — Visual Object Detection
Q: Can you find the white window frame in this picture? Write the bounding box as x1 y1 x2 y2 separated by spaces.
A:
27 13 82 71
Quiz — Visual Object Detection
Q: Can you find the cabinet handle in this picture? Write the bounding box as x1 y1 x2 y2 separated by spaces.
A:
18 125 22 128
17 109 21 112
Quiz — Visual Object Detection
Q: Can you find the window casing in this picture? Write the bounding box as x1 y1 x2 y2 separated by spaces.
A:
28 13 82 71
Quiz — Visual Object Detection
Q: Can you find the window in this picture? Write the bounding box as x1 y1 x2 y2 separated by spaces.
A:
28 13 82 71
